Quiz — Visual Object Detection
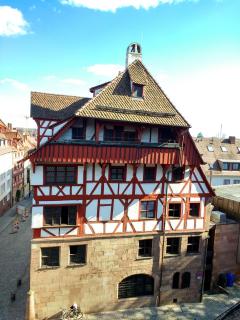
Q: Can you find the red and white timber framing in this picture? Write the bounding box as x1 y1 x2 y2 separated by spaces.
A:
31 162 212 239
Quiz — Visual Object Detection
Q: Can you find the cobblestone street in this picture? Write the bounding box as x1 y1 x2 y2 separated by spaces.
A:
0 198 32 320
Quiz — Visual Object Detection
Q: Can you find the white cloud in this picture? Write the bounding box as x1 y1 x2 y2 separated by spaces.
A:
60 0 191 11
0 78 29 91
0 6 29 36
86 64 124 77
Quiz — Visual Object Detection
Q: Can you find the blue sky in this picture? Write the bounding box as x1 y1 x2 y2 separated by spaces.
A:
0 0 240 137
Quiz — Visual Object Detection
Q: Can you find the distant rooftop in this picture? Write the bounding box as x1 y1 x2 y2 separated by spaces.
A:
214 184 240 202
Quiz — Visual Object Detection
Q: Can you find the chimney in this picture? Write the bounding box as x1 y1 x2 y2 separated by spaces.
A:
126 43 142 67
229 136 236 144
8 123 12 130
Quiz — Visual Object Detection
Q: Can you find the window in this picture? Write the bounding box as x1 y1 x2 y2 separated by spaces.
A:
143 166 156 181
45 166 76 184
166 237 180 255
104 128 114 141
207 145 214 152
181 272 191 289
232 163 240 171
132 84 143 98
168 203 181 218
69 245 86 265
41 247 59 267
118 274 154 299
140 201 155 219
172 272 180 289
223 179 231 185
44 206 76 226
124 131 137 142
138 239 152 257
222 162 229 170
172 166 184 182
109 166 125 181
221 146 228 152
189 203 200 217
233 180 240 184
187 236 200 254
72 127 85 139
159 127 177 143
104 126 137 143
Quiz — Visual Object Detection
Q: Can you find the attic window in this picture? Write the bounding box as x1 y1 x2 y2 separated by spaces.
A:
207 145 214 152
221 146 228 152
132 83 143 98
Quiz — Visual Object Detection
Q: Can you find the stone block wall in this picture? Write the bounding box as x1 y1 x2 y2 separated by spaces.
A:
30 232 206 319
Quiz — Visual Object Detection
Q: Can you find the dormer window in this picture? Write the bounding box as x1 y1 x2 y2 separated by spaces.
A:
132 83 143 98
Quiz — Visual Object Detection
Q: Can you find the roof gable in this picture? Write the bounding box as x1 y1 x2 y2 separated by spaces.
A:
76 60 190 127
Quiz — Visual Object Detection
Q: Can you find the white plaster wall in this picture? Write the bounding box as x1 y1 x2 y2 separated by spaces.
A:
141 128 150 143
58 128 72 141
151 128 158 143
95 164 102 181
156 165 163 181
38 200 82 205
186 219 195 230
211 176 240 186
99 206 111 220
105 222 118 233
128 200 139 220
86 119 95 140
132 221 144 232
141 183 157 195
112 200 124 220
0 152 12 201
86 164 93 181
136 165 143 181
184 166 191 179
126 165 133 181
32 206 43 228
77 166 83 184
85 200 98 221
196 219 204 229
53 122 66 135
145 220 157 231
31 166 43 185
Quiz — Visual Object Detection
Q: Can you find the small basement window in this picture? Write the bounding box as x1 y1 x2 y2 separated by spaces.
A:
138 239 153 257
41 247 59 267
132 83 143 98
69 245 86 265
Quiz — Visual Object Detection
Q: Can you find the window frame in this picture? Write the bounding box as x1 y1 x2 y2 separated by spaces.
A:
138 239 153 258
143 166 156 182
187 236 200 254
43 206 77 226
166 237 180 255
132 83 144 98
109 165 126 182
189 203 200 218
139 200 156 219
181 272 191 289
168 203 182 218
69 245 87 266
118 274 154 299
41 247 60 268
172 272 180 289
72 126 85 140
44 166 77 185
223 179 231 185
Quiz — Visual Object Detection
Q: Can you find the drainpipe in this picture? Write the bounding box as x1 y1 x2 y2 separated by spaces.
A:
25 290 36 320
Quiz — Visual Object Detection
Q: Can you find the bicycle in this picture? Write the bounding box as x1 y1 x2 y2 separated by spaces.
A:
60 304 84 320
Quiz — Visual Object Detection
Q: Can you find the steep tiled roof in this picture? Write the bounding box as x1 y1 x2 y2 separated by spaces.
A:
31 92 90 120
76 60 190 127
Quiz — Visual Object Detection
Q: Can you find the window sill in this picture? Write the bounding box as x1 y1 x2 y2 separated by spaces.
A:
66 263 86 268
186 252 201 256
136 256 153 261
38 266 60 270
164 254 181 258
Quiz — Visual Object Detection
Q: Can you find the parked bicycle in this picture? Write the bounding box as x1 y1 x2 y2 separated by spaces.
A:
61 303 83 320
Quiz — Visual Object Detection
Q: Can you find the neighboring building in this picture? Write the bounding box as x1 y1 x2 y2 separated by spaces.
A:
205 185 240 288
28 43 213 319
194 136 240 186
0 119 36 215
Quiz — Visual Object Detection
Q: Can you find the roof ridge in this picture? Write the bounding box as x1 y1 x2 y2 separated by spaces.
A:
31 91 89 99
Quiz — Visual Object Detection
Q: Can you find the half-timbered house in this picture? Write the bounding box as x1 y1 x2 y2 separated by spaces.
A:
29 43 213 319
